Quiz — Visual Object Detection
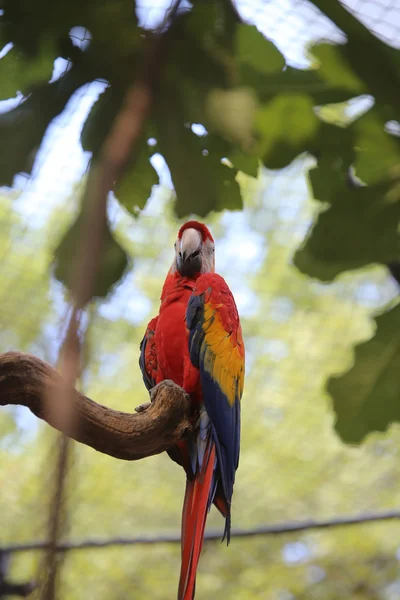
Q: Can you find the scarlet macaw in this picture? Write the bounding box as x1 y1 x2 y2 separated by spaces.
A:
139 221 245 599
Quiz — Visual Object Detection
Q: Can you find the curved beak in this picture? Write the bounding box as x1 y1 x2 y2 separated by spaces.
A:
177 229 202 277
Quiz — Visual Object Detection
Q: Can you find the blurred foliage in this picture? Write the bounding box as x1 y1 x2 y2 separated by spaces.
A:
0 182 400 599
329 303 400 444
53 193 130 305
1 0 400 438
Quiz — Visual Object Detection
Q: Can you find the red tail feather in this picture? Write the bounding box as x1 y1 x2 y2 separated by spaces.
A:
178 443 216 600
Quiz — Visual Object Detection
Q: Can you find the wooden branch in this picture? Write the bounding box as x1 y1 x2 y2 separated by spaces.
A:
0 352 192 460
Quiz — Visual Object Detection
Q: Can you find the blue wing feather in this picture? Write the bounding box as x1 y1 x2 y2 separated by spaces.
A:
186 274 244 542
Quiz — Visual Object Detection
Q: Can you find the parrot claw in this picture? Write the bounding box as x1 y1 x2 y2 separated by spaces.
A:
135 401 151 413
149 379 184 402
135 381 189 412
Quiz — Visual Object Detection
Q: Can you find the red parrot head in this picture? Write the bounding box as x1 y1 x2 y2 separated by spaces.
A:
173 221 215 277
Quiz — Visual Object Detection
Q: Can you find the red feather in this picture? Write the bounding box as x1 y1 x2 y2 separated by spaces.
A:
178 220 214 242
178 442 216 600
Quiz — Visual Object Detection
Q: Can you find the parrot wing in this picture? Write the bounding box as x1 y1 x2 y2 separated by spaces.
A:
186 272 245 538
139 315 189 472
139 316 158 390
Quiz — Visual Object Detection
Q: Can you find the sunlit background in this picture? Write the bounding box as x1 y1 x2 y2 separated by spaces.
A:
1 1 400 598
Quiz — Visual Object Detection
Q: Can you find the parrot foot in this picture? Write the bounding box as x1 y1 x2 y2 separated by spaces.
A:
149 379 183 402
135 380 185 413
135 401 151 413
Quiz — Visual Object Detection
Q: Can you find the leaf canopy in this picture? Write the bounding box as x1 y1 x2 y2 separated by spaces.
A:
1 0 400 442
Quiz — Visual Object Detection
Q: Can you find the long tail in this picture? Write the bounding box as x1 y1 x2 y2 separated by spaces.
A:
178 442 216 600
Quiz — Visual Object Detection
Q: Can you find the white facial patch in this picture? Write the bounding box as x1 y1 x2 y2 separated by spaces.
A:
201 238 215 273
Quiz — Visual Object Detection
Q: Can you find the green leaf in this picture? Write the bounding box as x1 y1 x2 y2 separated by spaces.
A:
1 0 139 63
169 1 236 100
293 181 400 281
246 66 359 105
316 102 354 127
53 212 129 305
310 42 365 94
308 163 348 204
216 161 243 212
328 303 400 444
184 1 219 41
353 109 400 185
169 134 242 217
81 86 124 155
307 122 356 204
205 86 258 150
228 149 259 178
235 24 285 75
0 64 90 186
0 41 55 100
82 87 158 215
155 84 242 217
115 150 159 215
256 94 319 169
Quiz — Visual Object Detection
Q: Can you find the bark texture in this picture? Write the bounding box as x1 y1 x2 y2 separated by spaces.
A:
0 352 192 460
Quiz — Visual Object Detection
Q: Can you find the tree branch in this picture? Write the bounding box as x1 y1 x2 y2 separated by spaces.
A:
0 352 192 460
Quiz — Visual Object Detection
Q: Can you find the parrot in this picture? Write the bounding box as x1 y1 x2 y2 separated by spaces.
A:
139 221 245 599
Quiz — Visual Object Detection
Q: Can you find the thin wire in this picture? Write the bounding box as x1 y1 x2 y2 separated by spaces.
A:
5 508 400 554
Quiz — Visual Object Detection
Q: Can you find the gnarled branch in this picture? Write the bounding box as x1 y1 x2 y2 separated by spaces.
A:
0 352 192 460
